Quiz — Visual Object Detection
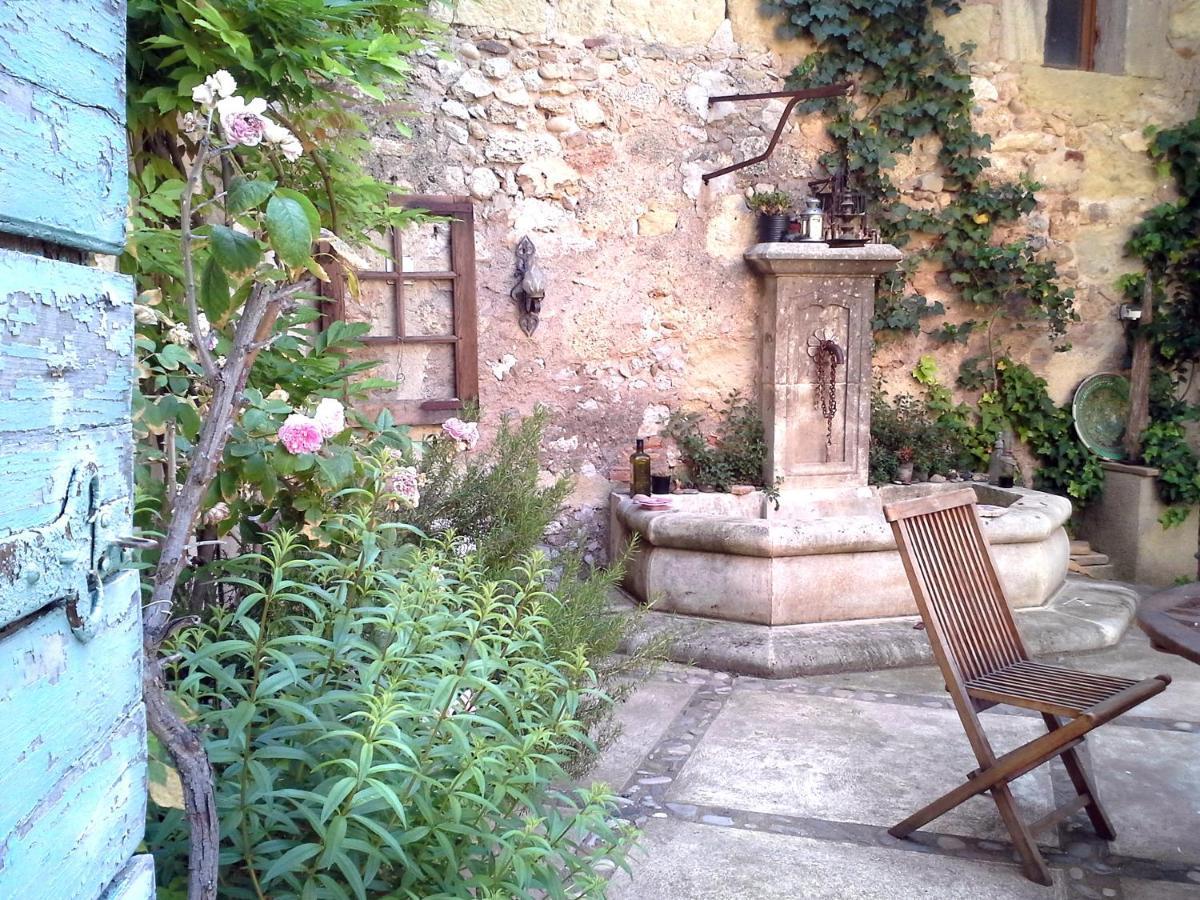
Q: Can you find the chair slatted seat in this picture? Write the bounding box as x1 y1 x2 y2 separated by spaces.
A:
884 488 1171 886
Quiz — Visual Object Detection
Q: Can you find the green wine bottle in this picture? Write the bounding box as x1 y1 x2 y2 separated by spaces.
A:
630 438 652 496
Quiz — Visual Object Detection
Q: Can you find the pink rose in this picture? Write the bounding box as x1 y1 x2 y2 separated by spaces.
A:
278 413 323 454
312 398 345 439
216 96 270 147
441 417 479 451
388 465 421 509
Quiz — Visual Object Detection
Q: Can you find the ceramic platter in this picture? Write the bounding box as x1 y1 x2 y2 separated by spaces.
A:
1072 373 1130 460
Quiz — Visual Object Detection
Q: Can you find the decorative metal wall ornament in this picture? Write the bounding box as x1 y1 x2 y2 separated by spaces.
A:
510 235 545 336
807 328 845 448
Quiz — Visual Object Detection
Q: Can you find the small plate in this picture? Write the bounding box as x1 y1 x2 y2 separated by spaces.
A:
1072 373 1130 460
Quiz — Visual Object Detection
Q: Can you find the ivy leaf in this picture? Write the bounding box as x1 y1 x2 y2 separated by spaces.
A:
266 195 315 267
226 177 276 215
210 224 262 273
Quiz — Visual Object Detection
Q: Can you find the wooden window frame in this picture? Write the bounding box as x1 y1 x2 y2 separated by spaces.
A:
321 194 478 425
1045 0 1099 71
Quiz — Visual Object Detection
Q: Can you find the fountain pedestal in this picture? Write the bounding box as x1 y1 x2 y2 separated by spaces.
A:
746 242 902 495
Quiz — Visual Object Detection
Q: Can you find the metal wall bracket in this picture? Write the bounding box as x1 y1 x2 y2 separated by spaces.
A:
701 81 854 183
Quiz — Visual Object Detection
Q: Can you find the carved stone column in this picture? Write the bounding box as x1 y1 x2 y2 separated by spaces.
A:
745 243 902 492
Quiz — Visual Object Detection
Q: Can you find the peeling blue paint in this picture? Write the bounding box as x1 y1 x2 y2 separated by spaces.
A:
0 2 127 253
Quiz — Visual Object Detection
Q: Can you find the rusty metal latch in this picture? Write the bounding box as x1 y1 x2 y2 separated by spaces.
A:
0 462 129 642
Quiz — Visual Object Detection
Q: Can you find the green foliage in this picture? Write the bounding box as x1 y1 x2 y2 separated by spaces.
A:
746 189 792 214
399 410 571 574
388 409 665 772
1118 105 1200 521
903 356 1105 501
1141 419 1200 527
869 389 966 483
766 0 1077 343
665 393 770 490
147 524 637 898
127 0 440 243
133 302 412 553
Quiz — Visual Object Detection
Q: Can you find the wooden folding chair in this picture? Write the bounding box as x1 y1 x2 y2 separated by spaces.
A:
884 489 1171 885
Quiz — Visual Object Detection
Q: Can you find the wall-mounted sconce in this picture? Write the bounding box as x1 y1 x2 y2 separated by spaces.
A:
510 236 545 336
1117 302 1143 322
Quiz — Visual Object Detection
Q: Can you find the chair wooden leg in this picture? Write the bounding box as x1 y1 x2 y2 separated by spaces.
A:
990 781 1054 886
1043 713 1117 841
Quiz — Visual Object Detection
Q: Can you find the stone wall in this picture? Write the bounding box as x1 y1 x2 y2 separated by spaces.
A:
366 0 1200 559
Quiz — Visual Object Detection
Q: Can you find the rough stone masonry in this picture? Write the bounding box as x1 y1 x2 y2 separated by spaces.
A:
364 0 1200 561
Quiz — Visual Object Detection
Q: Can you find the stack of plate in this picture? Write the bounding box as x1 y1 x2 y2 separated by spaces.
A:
632 494 673 511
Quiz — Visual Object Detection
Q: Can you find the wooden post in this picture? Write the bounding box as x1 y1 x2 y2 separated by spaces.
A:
1123 277 1155 461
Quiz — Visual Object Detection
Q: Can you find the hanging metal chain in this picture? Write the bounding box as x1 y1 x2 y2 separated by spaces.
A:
807 331 845 448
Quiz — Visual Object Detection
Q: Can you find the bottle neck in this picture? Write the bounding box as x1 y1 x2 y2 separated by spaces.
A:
635 439 645 453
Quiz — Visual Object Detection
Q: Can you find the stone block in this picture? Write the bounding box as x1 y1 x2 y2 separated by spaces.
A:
638 206 678 237
1170 0 1200 57
608 820 1062 899
1016 64 1156 124
668 691 1056 843
557 0 725 47
999 0 1047 64
931 3 996 53
450 0 546 34
726 0 812 65
1080 462 1200 586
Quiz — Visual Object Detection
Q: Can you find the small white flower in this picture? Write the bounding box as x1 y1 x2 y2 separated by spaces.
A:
451 536 477 558
267 388 290 403
166 322 193 345
191 70 237 109
262 118 303 161
210 70 237 99
204 501 230 525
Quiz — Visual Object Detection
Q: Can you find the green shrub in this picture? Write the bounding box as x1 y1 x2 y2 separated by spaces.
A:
399 409 570 574
869 390 966 483
392 408 664 773
148 526 637 898
665 392 769 490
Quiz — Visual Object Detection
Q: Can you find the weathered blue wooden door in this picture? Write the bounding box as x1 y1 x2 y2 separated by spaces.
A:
0 2 154 897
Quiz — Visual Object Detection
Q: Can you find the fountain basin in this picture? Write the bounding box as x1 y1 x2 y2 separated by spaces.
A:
610 483 1071 625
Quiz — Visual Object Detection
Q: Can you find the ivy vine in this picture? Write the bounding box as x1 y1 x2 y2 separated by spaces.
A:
766 0 1078 344
1117 106 1200 524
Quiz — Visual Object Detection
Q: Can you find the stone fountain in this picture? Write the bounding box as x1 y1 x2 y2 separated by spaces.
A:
610 243 1134 675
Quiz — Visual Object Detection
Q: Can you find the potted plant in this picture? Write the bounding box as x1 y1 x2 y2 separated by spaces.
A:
747 189 792 243
897 446 915 484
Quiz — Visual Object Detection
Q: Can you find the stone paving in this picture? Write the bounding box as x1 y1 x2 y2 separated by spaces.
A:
594 628 1200 899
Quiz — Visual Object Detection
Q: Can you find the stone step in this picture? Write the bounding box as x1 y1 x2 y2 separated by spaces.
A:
1071 551 1110 566
1070 539 1092 555
1077 563 1116 580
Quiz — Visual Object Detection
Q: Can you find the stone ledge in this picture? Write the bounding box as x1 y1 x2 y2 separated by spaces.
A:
617 575 1140 677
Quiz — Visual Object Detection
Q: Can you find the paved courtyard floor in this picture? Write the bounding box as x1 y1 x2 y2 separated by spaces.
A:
593 626 1200 899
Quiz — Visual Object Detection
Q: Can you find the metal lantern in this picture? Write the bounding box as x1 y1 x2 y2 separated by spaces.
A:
798 196 825 242
808 158 874 246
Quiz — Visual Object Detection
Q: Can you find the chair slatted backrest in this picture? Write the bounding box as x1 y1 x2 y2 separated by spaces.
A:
884 489 1028 683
